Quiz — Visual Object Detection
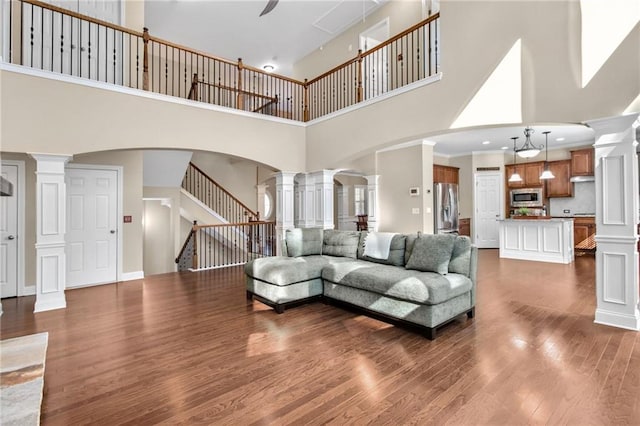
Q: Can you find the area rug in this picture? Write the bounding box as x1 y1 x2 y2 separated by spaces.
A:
1 332 48 426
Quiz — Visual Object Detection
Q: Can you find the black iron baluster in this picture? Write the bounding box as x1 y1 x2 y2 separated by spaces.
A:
112 28 116 83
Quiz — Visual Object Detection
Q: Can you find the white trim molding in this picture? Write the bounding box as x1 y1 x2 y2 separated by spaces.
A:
121 271 144 281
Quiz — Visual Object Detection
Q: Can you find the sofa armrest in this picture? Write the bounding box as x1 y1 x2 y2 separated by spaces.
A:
468 245 478 306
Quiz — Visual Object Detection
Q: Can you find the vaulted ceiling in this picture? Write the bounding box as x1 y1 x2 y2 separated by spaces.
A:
145 0 388 76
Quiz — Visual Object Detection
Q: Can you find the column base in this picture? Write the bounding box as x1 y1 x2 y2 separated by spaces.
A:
34 295 67 313
595 308 640 331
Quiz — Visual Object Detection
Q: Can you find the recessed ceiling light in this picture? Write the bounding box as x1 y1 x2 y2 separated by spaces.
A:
556 137 565 141
263 64 275 72
482 141 491 145
501 146 509 150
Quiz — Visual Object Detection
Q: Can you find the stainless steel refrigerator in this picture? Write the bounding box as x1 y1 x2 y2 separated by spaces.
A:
434 183 459 234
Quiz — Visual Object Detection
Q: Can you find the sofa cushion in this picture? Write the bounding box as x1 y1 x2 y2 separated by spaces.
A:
322 261 472 305
245 255 352 286
449 236 472 276
404 233 419 263
357 232 406 266
323 230 360 259
285 228 324 257
405 234 456 275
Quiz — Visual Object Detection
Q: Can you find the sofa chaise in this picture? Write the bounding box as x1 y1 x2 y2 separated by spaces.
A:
244 228 478 339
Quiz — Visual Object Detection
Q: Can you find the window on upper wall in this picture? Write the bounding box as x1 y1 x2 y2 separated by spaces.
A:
354 185 366 216
263 192 273 219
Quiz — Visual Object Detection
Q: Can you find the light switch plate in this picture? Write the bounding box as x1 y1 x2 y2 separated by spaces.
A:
412 208 420 214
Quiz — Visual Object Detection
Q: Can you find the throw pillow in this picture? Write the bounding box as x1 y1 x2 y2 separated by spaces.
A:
448 236 472 275
285 228 323 257
405 233 456 275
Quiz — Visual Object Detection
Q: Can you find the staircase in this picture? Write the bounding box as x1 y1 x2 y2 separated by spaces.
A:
176 163 274 271
182 162 259 223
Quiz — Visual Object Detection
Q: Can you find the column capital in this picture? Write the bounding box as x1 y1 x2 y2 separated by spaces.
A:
586 113 639 144
29 153 73 164
364 175 380 185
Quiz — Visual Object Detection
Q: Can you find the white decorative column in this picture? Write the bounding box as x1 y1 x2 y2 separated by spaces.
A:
256 183 267 220
30 154 72 313
336 186 350 230
589 114 640 331
311 170 335 229
275 172 296 255
294 173 315 228
365 175 380 232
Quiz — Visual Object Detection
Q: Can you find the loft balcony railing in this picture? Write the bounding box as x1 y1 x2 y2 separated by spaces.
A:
4 0 439 122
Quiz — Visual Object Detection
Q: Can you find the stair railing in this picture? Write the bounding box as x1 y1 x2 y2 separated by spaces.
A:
182 162 259 224
175 220 276 271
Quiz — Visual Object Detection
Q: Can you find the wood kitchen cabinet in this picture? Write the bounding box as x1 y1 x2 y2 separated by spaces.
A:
546 160 573 197
434 165 459 184
459 218 470 237
506 161 545 188
573 217 596 250
571 148 594 176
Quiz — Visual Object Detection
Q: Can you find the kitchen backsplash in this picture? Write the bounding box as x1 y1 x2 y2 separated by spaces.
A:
549 181 595 216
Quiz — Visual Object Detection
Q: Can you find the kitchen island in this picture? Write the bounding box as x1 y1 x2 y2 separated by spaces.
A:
499 218 574 264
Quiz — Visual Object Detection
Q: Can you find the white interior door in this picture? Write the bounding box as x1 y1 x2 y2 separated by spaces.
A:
360 19 389 100
66 167 118 287
474 172 503 248
0 165 19 298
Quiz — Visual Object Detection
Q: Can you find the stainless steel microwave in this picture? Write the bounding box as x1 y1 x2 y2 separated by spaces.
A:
510 188 543 207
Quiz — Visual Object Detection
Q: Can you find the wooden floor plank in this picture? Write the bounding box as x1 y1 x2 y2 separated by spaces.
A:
2 250 640 424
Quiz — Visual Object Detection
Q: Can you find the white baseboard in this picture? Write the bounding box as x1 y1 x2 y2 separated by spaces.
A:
121 271 145 282
595 308 640 331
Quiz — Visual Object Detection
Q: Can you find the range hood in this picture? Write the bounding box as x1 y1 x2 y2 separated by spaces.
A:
570 175 595 183
0 176 13 196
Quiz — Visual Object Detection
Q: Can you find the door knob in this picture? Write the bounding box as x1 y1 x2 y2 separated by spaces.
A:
110 230 116 234
7 235 15 240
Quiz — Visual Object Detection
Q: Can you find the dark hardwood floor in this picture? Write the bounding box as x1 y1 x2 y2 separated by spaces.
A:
2 250 639 425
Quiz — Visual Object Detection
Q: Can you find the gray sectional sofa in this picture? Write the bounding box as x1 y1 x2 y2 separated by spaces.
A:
244 228 478 339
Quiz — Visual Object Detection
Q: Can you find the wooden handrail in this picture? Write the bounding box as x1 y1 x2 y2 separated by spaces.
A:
253 96 278 113
193 221 275 231
194 80 278 102
306 13 440 86
187 162 259 219
20 0 145 37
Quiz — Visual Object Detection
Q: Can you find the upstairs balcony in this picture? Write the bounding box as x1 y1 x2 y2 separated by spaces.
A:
3 0 440 122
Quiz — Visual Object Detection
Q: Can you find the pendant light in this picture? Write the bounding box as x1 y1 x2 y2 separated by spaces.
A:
508 137 523 183
515 127 543 158
539 131 555 180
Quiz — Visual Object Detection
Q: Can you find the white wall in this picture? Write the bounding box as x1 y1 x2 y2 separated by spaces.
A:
0 68 307 173
143 199 174 276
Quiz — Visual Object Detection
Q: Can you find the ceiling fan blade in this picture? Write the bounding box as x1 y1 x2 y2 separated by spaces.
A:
259 0 279 17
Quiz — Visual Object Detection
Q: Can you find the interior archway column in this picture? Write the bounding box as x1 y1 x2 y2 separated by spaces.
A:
294 173 315 228
365 175 380 232
275 171 296 255
588 113 639 331
29 153 73 313
310 170 336 229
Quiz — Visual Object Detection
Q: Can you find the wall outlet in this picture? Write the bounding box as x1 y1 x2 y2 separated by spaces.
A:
426 207 431 214
412 208 420 215
563 209 570 214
